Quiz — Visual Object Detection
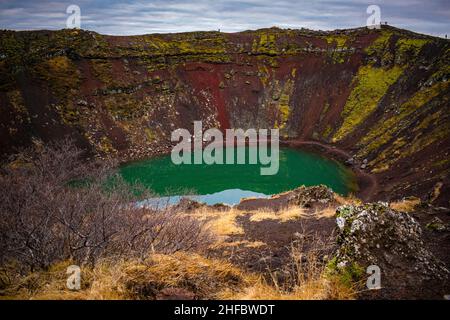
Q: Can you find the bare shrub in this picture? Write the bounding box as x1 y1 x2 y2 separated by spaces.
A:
0 138 213 271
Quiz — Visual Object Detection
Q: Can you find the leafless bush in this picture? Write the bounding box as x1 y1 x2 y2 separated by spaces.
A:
0 138 213 271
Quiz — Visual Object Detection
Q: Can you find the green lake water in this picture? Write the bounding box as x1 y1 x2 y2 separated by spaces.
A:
119 147 357 205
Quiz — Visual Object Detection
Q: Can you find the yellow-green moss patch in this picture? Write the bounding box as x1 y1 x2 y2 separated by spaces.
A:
396 38 429 60
333 65 403 141
325 35 348 48
359 81 448 156
365 30 393 56
252 32 278 55
34 56 80 99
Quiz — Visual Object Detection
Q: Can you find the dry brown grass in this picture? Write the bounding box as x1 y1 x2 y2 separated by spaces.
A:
220 239 355 300
247 205 337 222
314 206 337 218
211 240 267 250
390 197 421 212
188 208 245 239
334 193 362 206
117 253 251 299
248 206 306 222
1 252 253 300
220 276 354 300
0 260 95 300
1 246 355 300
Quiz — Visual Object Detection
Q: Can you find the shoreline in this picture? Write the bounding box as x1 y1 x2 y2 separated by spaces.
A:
118 138 376 202
281 140 377 201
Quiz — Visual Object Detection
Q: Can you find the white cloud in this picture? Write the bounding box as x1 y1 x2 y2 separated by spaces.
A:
0 0 448 37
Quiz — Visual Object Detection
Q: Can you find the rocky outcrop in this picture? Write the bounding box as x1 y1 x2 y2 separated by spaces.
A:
285 185 334 207
333 202 449 299
236 185 334 211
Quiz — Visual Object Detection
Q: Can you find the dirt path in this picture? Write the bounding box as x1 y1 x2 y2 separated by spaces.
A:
283 140 378 201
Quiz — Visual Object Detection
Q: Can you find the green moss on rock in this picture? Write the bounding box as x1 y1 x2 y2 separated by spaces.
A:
333 64 403 141
359 80 448 159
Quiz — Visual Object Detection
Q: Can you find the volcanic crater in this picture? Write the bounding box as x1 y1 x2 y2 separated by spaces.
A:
1 25 449 204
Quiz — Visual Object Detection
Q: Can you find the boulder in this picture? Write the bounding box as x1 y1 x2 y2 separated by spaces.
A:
333 202 449 299
286 185 334 207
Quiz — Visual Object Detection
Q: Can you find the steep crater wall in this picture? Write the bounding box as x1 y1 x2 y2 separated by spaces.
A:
0 26 449 205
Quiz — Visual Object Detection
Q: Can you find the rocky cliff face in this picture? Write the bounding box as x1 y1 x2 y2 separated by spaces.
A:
0 25 449 204
334 202 449 299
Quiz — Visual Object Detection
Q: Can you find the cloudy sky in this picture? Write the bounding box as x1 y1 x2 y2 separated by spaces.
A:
1 0 449 37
